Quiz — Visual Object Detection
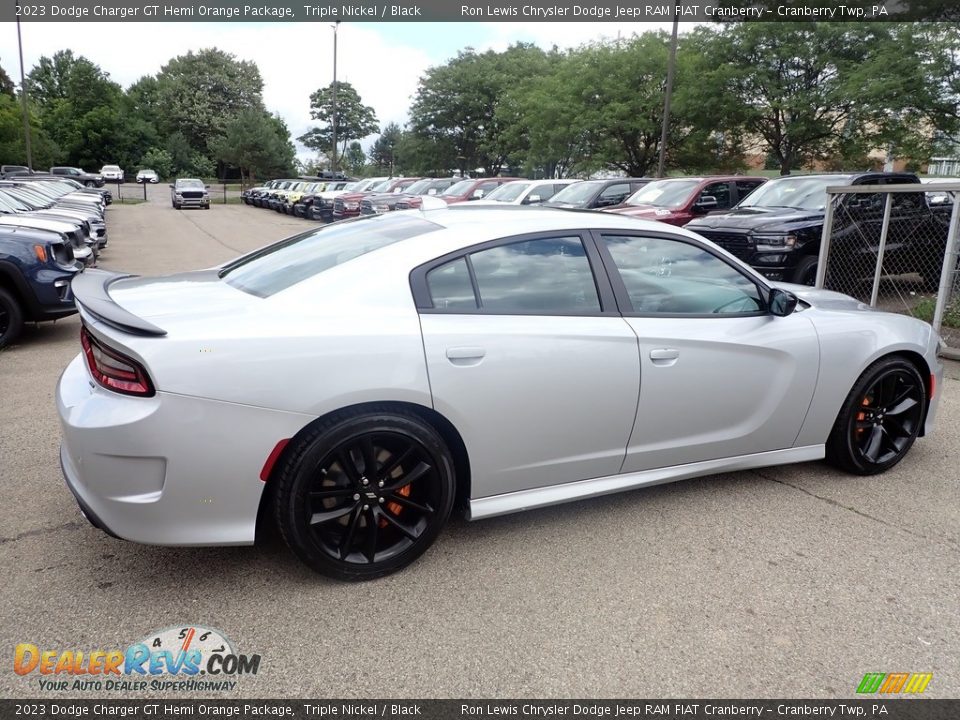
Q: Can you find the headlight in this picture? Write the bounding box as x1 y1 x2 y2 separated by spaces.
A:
344 201 359 210
374 204 390 213
321 199 333 207
752 232 797 249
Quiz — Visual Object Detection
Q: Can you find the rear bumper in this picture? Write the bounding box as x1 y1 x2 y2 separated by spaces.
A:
56 354 314 546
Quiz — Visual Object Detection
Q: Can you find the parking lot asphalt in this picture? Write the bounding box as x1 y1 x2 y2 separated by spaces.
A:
1 184 958 699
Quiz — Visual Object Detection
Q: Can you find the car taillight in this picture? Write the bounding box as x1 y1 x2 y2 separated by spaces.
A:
80 326 155 397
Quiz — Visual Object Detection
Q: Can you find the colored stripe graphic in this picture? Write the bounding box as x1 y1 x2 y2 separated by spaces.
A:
857 673 886 694
880 673 910 693
904 673 933 694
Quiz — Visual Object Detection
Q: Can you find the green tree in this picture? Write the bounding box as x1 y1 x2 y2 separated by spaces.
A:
408 43 551 176
155 48 265 154
369 122 401 171
209 108 295 181
695 23 947 175
298 81 379 163
0 63 14 97
342 141 367 176
0 94 58 168
138 147 173 179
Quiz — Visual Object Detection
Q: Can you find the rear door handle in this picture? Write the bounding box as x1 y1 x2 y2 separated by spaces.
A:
649 348 680 366
446 346 486 366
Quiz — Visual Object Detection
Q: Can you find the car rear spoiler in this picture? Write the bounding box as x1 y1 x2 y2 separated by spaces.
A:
71 269 167 337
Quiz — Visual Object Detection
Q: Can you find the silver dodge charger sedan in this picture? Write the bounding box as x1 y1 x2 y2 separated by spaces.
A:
57 207 943 580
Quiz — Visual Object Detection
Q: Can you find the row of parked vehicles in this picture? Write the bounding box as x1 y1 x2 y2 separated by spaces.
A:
244 171 955 291
0 174 112 349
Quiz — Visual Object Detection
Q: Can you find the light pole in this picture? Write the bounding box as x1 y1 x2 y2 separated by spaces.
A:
15 0 33 169
330 21 340 174
656 8 679 178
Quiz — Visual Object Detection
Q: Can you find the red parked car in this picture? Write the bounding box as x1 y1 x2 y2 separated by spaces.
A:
333 178 422 220
603 176 767 226
397 177 523 209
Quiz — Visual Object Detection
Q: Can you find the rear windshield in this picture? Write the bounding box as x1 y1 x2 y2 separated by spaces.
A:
221 214 442 298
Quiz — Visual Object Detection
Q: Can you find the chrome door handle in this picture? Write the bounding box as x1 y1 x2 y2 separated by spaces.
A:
649 348 680 366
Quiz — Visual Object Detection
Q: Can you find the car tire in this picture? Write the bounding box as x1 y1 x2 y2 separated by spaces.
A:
792 256 819 286
84 181 95 188
273 407 456 581
0 287 25 350
825 356 926 475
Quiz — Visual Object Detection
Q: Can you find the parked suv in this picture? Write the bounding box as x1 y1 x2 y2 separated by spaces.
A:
0 224 80 348
605 176 766 226
100 165 124 182
50 167 105 188
686 172 946 286
543 177 653 209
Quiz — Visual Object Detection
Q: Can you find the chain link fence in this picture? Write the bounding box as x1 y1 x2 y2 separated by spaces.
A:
815 183 960 357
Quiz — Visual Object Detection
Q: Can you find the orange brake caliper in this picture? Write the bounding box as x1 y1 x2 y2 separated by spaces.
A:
856 396 870 435
380 484 411 528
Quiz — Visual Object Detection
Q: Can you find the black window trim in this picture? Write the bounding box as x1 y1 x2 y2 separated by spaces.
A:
588 228 774 319
410 229 619 317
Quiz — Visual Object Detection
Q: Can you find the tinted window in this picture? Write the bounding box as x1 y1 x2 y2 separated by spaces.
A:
469 236 600 313
602 235 763 315
700 182 732 209
222 214 442 298
735 180 763 198
596 183 630 206
426 257 477 310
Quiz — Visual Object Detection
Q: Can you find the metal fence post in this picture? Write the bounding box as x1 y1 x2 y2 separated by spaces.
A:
932 190 960 338
869 193 894 307
815 193 836 288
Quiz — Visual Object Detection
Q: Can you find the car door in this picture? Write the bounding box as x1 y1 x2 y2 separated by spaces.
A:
592 230 820 472
594 183 632 208
413 232 641 498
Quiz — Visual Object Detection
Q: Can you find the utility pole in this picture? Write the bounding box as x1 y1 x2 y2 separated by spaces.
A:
656 9 679 178
330 21 340 173
16 0 33 169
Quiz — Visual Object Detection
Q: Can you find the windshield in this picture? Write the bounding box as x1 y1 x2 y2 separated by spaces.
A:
102 166 120 171
221 214 442 298
0 191 30 211
738 176 849 211
402 179 434 195
549 181 604 204
626 179 701 208
176 179 204 188
441 180 476 197
484 182 531 202
368 180 392 192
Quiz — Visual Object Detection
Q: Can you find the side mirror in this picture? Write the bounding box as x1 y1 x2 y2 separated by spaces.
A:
768 288 799 317
204 185 210 189
694 196 719 212
168 184 175 188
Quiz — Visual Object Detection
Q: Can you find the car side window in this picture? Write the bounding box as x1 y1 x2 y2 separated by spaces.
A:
735 180 763 199
597 183 629 206
701 182 732 209
426 257 477 310
424 236 601 314
601 235 764 315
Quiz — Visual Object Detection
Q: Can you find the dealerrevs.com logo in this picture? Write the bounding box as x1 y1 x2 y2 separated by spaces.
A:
14 626 261 692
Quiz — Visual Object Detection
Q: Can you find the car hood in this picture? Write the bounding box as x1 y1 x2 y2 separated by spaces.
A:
608 204 678 218
687 206 825 232
771 281 873 313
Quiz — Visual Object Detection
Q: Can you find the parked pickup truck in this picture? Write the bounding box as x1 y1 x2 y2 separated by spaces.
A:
686 172 948 287
604 176 766 226
50 167 105 188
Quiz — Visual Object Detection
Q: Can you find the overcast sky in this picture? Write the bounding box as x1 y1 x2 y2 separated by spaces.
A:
0 21 677 158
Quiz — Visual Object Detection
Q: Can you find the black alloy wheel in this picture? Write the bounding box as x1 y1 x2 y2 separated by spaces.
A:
274 409 455 580
827 357 926 475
